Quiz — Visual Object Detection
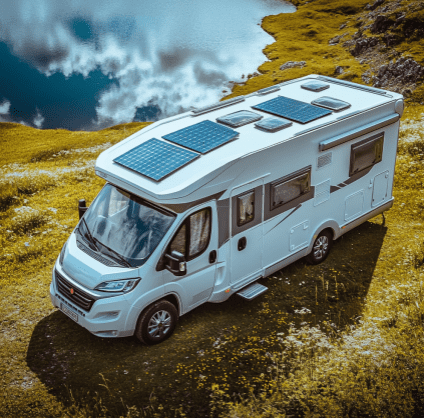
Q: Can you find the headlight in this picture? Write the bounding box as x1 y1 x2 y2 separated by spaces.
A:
95 278 140 293
59 241 68 266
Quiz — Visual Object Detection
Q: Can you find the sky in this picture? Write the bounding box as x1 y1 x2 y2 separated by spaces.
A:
0 0 294 131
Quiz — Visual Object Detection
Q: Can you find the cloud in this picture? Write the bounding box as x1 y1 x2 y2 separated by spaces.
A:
0 0 295 130
33 109 45 128
0 99 11 114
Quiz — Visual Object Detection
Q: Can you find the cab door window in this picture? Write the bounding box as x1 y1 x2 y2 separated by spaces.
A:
168 207 211 261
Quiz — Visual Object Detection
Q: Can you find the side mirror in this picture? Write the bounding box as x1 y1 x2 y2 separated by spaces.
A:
78 199 88 219
165 250 187 276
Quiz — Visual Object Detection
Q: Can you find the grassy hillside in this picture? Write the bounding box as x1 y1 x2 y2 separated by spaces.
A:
1 0 424 417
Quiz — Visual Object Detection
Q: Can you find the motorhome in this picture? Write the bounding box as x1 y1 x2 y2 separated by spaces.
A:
50 75 404 345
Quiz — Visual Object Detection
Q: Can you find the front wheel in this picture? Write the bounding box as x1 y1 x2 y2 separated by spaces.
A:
135 300 178 345
306 230 333 265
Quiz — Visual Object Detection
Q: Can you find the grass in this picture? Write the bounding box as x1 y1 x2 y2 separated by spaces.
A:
1 0 424 416
1 113 423 417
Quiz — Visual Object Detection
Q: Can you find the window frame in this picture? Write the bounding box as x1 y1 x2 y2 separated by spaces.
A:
270 167 311 211
349 133 384 177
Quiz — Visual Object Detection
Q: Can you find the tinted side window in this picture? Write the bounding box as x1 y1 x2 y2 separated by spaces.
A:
237 191 255 226
271 170 310 210
168 208 211 261
350 134 384 176
189 209 211 258
170 224 186 256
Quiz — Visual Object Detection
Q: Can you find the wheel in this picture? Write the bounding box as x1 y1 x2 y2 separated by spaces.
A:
135 300 178 345
306 230 333 265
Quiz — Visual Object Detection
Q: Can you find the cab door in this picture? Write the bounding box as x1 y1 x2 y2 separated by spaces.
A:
229 179 264 285
161 203 217 313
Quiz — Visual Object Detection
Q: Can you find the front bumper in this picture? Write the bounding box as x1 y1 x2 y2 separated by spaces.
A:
49 265 135 338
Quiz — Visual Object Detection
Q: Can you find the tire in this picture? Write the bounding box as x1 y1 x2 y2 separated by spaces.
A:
306 230 333 265
135 300 178 345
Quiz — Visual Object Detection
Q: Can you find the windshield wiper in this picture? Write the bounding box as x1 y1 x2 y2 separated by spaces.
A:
93 239 132 268
80 217 99 252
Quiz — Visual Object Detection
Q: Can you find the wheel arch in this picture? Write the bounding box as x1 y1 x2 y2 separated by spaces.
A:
307 221 338 254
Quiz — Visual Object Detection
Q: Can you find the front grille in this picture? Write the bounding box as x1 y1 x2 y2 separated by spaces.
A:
76 240 121 267
55 270 95 312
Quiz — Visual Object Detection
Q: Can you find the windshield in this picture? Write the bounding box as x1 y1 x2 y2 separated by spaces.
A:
79 184 175 267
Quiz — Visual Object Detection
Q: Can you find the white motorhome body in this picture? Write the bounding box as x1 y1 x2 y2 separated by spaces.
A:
50 75 403 344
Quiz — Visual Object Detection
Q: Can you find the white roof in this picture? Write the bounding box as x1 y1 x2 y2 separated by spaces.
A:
96 75 401 203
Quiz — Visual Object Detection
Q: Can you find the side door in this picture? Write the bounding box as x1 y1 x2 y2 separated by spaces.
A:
161 203 217 313
230 179 264 285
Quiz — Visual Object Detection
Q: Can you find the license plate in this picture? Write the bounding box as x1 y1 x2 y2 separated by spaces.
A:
61 303 78 322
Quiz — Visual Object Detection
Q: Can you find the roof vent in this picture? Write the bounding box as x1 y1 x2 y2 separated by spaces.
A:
301 80 330 92
254 117 292 132
311 96 351 112
216 110 262 128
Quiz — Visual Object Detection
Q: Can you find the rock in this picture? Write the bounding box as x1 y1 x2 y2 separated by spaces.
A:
371 15 393 33
365 0 385 11
335 66 344 75
339 23 347 29
377 64 388 77
372 57 424 91
351 36 379 56
279 61 306 71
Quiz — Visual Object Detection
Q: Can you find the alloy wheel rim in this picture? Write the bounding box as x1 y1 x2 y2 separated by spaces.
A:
313 236 329 259
148 310 172 338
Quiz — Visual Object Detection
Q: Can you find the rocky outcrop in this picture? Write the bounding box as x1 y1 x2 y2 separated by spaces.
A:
351 36 379 56
365 0 385 11
372 57 424 95
279 61 306 71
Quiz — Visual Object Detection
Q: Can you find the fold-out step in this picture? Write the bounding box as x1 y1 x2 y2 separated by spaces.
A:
236 282 268 300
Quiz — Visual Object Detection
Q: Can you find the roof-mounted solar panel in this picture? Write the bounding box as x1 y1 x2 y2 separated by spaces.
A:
191 96 245 116
216 110 262 128
311 96 351 112
301 80 330 92
162 120 238 154
254 117 293 132
252 96 332 124
113 138 199 182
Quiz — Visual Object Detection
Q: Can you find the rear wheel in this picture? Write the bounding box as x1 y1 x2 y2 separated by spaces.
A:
306 230 333 265
135 300 178 345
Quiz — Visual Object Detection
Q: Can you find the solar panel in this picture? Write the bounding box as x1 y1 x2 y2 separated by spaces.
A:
254 117 292 132
311 96 351 112
301 80 330 92
162 120 238 154
113 138 199 181
216 110 262 128
252 96 332 124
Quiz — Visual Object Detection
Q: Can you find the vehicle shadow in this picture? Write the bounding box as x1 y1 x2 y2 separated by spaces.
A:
26 219 387 415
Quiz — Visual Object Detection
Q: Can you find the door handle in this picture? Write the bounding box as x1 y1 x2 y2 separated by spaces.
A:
238 237 247 251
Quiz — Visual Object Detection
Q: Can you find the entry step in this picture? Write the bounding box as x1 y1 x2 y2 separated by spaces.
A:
236 282 267 300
